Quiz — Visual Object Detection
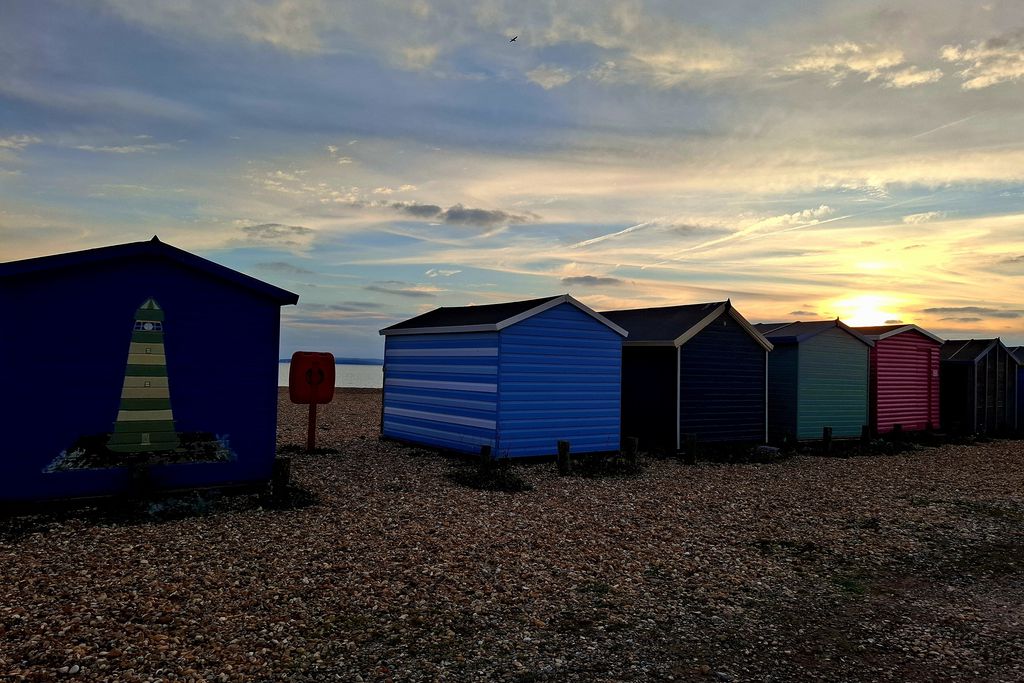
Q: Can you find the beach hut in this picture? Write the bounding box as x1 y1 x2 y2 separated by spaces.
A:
0 237 298 503
379 295 627 457
754 320 872 442
854 324 943 434
1012 346 1024 432
601 301 772 450
940 339 1020 435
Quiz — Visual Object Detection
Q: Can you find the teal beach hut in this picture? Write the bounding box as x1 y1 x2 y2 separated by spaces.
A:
754 320 873 442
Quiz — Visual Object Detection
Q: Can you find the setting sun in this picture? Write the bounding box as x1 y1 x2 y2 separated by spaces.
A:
828 294 904 327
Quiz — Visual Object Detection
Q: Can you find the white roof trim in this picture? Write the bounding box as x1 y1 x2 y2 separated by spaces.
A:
672 303 728 347
727 306 774 352
866 324 944 345
380 294 629 337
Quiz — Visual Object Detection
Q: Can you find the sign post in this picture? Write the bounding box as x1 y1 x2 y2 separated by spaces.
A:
288 352 336 452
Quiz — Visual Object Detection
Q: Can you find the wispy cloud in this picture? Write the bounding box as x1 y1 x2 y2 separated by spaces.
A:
902 211 946 224
562 275 623 286
73 142 175 154
923 306 1023 319
364 281 441 298
942 32 1024 89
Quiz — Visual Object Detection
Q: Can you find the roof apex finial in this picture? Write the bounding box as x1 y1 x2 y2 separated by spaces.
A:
151 235 160 242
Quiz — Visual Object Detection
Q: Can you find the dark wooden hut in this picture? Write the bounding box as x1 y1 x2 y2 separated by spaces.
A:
940 339 1020 435
602 301 772 451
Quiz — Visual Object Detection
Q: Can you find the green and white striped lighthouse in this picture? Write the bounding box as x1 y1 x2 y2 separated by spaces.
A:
107 297 180 453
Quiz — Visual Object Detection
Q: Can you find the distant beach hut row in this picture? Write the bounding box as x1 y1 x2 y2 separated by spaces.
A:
2 238 1021 503
380 295 1023 457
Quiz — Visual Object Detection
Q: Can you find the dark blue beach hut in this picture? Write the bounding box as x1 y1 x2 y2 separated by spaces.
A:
602 301 773 450
940 339 1020 435
754 320 872 442
0 237 298 503
1012 346 1024 431
379 294 627 457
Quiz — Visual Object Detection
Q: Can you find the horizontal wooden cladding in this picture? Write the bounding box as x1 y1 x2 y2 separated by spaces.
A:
384 406 496 430
382 331 499 454
385 377 497 393
871 332 940 433
385 347 498 357
798 327 869 439
497 303 622 456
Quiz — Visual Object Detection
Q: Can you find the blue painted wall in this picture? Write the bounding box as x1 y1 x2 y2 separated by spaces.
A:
381 303 622 457
381 332 499 453
679 312 767 443
497 303 622 457
0 255 285 502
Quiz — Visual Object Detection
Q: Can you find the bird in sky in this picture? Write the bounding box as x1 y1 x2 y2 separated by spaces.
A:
509 35 517 42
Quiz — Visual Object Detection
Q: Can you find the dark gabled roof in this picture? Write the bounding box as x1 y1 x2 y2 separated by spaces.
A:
941 339 1000 362
379 294 628 336
754 319 873 347
1010 346 1024 364
853 324 944 345
0 236 299 305
602 300 772 350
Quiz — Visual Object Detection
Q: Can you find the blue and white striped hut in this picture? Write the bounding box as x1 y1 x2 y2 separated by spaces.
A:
379 294 628 457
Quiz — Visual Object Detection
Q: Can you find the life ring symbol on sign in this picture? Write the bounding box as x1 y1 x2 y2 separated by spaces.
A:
305 367 325 387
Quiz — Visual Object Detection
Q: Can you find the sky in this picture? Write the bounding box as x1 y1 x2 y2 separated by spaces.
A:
2 0 1023 358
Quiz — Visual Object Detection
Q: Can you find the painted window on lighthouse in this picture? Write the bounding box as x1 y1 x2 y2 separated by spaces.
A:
43 297 236 472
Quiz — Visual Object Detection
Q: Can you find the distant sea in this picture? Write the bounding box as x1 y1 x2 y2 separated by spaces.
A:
278 360 383 389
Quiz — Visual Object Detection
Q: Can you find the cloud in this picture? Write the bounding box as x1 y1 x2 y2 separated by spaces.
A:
884 319 904 324
100 0 330 54
784 42 906 86
942 32 1024 89
923 306 1023 319
751 205 835 229
394 202 443 218
527 65 575 90
254 261 315 275
73 142 175 154
789 310 818 317
884 65 943 88
393 202 530 227
425 268 461 278
241 223 314 242
440 204 529 227
941 317 982 323
902 211 946 224
562 275 623 286
0 135 41 151
364 281 439 298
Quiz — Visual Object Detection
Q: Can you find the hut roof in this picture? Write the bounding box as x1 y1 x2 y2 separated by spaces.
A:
379 294 628 337
0 236 299 304
941 339 1005 362
602 301 772 350
853 324 944 344
753 320 873 347
1010 346 1024 364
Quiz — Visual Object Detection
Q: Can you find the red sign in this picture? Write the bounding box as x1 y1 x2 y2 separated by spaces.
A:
289 352 335 404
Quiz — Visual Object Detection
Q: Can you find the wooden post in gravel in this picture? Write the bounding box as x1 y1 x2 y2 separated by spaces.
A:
683 433 697 465
860 425 871 452
272 456 292 504
822 426 833 455
623 437 639 466
892 424 903 442
479 445 492 474
556 440 572 475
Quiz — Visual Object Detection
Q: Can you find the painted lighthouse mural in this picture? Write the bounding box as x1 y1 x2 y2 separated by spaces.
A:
107 297 180 453
44 296 235 473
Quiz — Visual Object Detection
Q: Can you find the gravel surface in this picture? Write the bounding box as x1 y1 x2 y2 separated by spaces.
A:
2 388 1023 682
